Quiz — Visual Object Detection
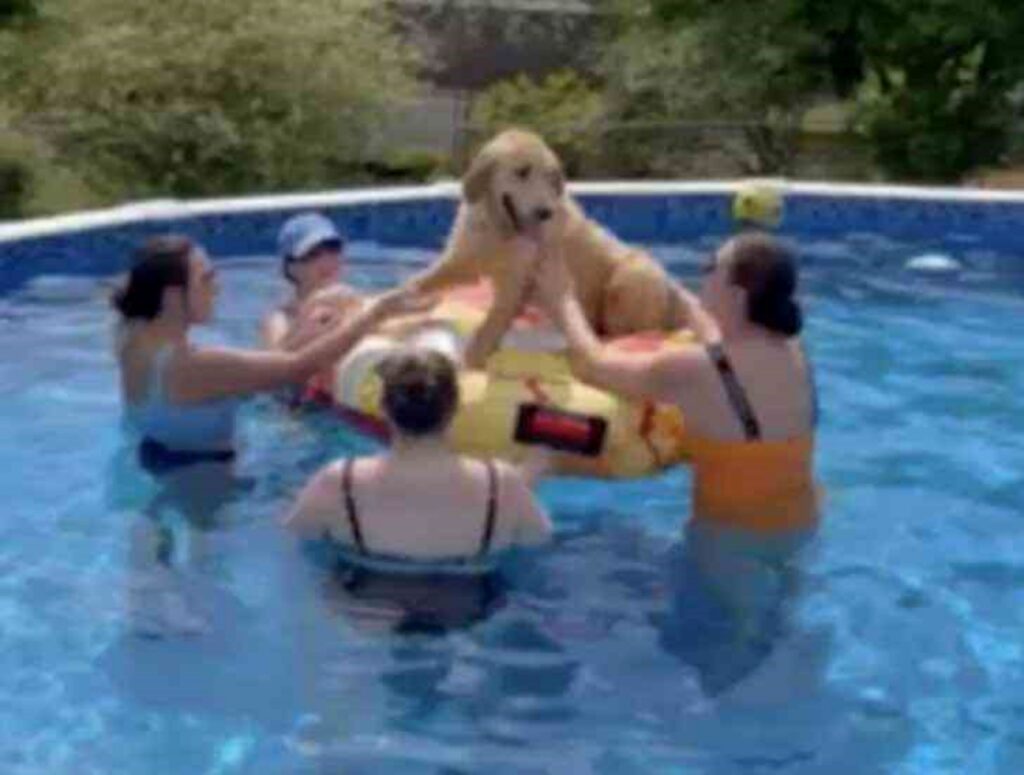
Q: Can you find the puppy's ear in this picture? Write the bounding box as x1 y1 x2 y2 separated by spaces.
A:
462 150 496 204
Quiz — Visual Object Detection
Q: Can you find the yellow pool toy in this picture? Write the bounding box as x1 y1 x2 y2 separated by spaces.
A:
732 182 784 229
308 282 692 479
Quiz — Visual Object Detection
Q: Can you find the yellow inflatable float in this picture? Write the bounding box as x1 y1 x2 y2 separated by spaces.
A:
305 283 692 479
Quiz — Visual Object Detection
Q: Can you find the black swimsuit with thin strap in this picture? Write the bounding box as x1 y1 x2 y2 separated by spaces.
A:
706 342 762 441
341 458 499 559
335 459 505 632
705 342 819 441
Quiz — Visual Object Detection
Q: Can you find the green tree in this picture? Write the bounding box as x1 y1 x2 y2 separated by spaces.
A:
1 2 42 218
0 104 105 219
638 0 1024 181
843 0 1024 181
597 0 824 176
0 0 36 24
3 0 419 200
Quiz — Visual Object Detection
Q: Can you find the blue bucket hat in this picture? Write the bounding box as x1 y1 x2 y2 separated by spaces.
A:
277 212 343 262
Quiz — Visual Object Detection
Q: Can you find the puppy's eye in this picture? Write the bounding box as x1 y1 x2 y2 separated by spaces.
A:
516 165 531 180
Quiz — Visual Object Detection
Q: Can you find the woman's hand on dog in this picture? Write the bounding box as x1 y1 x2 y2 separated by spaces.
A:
368 284 439 322
291 284 437 336
533 242 575 317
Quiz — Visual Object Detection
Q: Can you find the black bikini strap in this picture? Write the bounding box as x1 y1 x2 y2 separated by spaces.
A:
341 459 367 554
706 342 762 441
479 460 498 556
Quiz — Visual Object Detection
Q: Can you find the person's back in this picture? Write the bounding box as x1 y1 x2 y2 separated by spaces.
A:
676 336 813 442
285 350 551 561
678 237 818 532
298 454 547 562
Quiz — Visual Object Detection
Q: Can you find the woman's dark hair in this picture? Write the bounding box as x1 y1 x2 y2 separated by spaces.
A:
377 350 459 437
112 235 194 320
728 233 803 336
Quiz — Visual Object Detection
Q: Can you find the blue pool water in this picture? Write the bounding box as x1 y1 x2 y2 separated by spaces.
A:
1 231 1024 774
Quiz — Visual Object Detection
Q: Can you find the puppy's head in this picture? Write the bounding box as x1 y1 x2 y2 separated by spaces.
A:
462 129 566 238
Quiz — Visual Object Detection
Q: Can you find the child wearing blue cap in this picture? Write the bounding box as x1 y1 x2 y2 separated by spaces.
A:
262 212 366 350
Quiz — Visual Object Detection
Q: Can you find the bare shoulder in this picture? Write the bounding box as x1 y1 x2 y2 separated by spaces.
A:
646 341 712 393
349 455 388 483
672 343 713 374
490 458 551 545
320 459 347 483
492 460 543 514
300 459 347 500
284 459 348 536
490 458 526 486
451 457 519 493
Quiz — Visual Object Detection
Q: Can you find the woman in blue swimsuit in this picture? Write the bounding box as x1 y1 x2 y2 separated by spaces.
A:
113 234 431 473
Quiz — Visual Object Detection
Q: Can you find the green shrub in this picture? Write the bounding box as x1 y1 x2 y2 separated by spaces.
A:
596 6 818 178
3 0 420 200
0 160 29 219
470 70 605 176
855 47 1012 182
0 119 109 219
0 120 44 218
359 150 452 183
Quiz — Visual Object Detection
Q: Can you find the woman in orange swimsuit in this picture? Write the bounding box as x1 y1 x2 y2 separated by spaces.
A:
536 232 819 533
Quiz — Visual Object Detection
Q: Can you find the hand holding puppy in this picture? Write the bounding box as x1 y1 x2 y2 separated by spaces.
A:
532 241 576 320
367 284 439 322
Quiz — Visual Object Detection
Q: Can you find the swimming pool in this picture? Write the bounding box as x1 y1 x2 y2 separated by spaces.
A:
2 185 1024 773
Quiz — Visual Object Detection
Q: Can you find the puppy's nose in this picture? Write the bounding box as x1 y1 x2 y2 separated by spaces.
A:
534 207 553 222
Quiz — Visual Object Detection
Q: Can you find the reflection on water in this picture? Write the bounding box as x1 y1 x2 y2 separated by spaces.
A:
106 443 253 638
657 518 816 696
99 430 829 769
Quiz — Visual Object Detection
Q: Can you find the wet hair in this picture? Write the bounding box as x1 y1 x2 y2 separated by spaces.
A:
376 350 459 437
112 235 194 320
727 233 803 336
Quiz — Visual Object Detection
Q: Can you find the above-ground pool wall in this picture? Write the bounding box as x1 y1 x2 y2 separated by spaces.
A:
2 181 1024 291
0 189 462 292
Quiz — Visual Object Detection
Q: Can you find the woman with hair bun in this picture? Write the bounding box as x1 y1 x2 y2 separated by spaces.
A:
535 232 819 533
285 349 551 561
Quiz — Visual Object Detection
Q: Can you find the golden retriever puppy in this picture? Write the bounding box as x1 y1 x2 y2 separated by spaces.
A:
410 129 683 367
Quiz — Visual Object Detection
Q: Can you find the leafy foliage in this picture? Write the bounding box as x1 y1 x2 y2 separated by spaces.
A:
597 0 824 175
470 70 605 175
0 109 106 219
3 0 419 199
637 0 1024 181
845 0 1024 180
0 0 36 25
